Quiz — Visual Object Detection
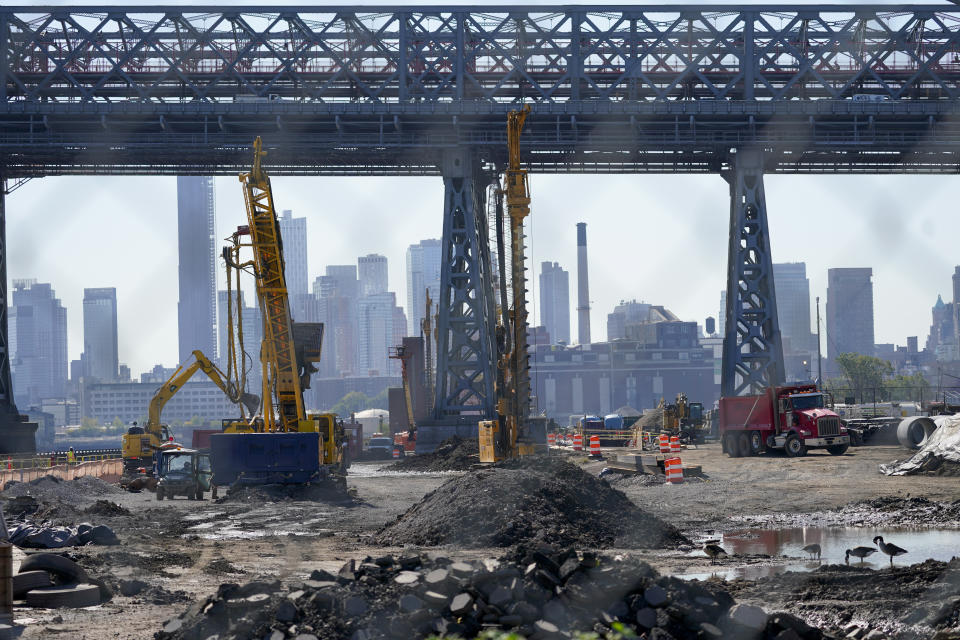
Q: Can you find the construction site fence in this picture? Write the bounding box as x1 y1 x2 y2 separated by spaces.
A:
0 458 123 488
1 452 121 471
576 429 635 443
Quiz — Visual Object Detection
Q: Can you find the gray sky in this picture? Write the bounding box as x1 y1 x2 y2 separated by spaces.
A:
7 1 959 376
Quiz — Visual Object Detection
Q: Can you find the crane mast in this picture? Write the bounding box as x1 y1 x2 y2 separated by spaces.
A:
238 137 307 433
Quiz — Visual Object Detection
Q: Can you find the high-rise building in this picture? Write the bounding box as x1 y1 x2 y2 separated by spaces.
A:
315 265 360 377
82 287 119 382
539 262 570 345
279 209 309 300
773 262 814 354
358 254 388 296
358 292 402 376
176 176 217 364
406 239 441 335
10 280 67 406
216 290 262 394
826 268 875 366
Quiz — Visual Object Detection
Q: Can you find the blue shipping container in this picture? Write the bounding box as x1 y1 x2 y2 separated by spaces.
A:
210 432 321 485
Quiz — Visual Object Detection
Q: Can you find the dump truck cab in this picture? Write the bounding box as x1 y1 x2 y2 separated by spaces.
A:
155 448 212 501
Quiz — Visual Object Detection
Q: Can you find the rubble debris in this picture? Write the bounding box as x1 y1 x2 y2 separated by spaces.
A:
204 559 246 575
1 475 123 501
881 415 960 476
386 436 479 472
376 457 685 549
156 549 827 640
83 500 131 517
726 558 960 638
216 480 351 504
24 583 101 608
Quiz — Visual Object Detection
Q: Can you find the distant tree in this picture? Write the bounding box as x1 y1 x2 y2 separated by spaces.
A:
331 391 372 417
884 372 931 403
835 353 893 402
369 388 390 411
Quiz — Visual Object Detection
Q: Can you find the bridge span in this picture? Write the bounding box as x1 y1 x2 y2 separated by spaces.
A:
0 5 959 446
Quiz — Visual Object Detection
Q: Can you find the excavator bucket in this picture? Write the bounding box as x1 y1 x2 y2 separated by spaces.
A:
209 432 324 485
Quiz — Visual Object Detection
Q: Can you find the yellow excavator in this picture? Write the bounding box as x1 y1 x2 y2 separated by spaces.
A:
120 350 259 473
210 137 346 485
479 105 544 463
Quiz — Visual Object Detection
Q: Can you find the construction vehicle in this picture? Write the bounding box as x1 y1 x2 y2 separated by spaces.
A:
155 448 214 501
479 105 546 462
719 384 850 458
120 350 258 473
389 344 417 451
210 137 346 485
661 393 707 444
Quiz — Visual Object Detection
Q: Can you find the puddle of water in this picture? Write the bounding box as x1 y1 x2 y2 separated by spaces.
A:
182 511 226 522
681 526 960 581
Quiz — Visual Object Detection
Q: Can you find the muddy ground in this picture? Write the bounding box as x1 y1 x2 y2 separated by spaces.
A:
2 443 958 639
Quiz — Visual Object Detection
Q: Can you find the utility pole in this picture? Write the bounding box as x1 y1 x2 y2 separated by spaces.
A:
816 296 823 385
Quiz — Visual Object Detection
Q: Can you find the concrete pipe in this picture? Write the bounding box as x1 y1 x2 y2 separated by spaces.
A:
896 416 937 450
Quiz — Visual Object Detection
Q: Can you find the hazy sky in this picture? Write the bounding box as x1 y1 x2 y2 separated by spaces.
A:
6 1 959 376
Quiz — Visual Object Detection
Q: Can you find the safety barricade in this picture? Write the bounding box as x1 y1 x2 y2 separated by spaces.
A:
589 435 601 457
392 447 400 459
665 457 684 484
0 458 123 487
670 436 681 455
547 433 556 448
572 433 583 451
658 434 670 454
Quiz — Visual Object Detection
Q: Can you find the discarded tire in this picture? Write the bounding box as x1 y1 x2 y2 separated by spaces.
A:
19 553 89 584
25 583 101 608
12 571 52 598
897 417 937 450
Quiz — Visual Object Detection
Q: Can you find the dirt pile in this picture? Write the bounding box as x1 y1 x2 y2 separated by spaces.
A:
83 500 131 517
636 407 664 430
157 548 827 640
1 475 122 501
376 457 685 549
387 436 478 472
216 480 352 504
727 558 960 639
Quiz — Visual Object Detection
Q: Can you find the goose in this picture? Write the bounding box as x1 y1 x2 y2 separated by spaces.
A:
873 536 907 566
703 543 728 565
845 547 877 565
801 543 821 560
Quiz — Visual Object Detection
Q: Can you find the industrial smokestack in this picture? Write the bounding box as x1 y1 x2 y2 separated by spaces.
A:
576 222 591 345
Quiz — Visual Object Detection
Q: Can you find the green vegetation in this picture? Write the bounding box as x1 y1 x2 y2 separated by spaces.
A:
825 352 930 403
329 388 390 416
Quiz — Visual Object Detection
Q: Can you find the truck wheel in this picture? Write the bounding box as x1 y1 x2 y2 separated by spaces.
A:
212 486 218 500
784 434 806 458
737 432 753 457
749 431 763 455
196 488 204 501
827 444 849 456
156 488 164 501
725 434 741 458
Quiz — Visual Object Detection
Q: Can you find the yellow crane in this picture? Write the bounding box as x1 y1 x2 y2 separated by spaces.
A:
211 137 345 484
479 105 538 463
120 350 258 473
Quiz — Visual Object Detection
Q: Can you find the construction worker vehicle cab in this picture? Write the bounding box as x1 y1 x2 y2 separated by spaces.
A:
155 448 213 501
719 384 850 458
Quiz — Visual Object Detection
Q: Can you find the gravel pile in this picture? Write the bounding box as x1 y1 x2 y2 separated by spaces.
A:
216 480 351 504
376 457 685 549
386 436 478 472
1 475 122 501
83 500 131 517
157 548 827 640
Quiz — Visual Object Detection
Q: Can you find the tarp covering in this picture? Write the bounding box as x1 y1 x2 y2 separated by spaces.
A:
880 414 960 475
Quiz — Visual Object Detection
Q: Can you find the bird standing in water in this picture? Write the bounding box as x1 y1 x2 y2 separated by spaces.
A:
874 536 907 566
845 547 877 565
703 543 728 565
801 543 821 560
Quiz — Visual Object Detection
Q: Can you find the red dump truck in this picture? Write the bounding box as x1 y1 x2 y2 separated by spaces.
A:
719 384 849 457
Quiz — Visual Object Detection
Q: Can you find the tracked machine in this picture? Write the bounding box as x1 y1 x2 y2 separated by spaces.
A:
210 138 346 485
478 106 546 463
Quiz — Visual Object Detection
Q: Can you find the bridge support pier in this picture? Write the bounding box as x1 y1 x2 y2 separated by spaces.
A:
0 183 37 453
433 150 497 419
721 150 785 397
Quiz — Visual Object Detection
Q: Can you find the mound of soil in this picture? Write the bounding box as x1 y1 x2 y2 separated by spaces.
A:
386 436 478 472
216 479 352 504
84 500 131 517
1 475 122 501
727 558 960 639
158 548 826 640
376 457 686 549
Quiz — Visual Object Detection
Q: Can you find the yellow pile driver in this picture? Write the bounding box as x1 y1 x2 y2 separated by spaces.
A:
660 392 706 444
210 137 346 484
479 105 543 463
120 350 259 473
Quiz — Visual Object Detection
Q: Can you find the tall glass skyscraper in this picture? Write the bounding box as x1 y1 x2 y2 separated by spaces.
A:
177 176 217 364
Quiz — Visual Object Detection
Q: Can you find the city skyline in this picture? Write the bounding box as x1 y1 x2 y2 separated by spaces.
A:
6 173 956 375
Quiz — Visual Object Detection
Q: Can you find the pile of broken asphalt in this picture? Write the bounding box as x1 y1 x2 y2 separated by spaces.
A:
375 456 685 549
386 436 479 472
157 548 829 640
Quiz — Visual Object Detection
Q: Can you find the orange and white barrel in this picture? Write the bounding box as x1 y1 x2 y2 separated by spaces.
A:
658 434 670 454
547 433 556 448
573 434 583 451
589 435 601 456
670 436 681 455
392 447 400 459
665 457 684 484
